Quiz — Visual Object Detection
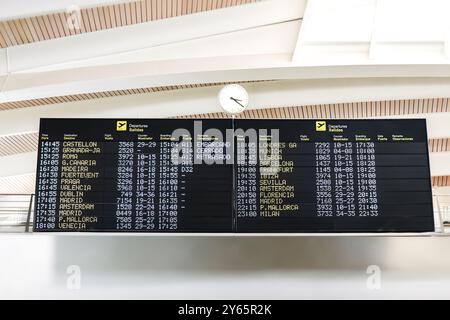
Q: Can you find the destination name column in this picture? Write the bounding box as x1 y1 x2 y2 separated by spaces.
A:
58 138 103 230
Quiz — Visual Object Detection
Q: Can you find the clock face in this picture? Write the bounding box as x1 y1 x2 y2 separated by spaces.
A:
218 84 249 114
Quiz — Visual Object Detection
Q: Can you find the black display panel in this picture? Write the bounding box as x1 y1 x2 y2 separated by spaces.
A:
34 119 233 232
34 118 434 233
234 119 434 233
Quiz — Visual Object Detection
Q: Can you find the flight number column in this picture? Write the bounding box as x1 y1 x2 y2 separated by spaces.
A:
315 142 333 217
115 141 135 230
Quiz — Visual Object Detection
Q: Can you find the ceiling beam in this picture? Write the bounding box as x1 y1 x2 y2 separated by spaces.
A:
5 0 305 73
0 0 306 103
18 21 301 74
0 1 266 49
6 62 450 104
1 78 450 137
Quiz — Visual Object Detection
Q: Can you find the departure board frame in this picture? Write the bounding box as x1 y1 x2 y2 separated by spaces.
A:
34 118 435 234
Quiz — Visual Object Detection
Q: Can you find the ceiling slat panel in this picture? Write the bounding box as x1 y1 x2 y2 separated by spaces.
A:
0 80 268 111
429 138 450 153
130 1 137 25
13 19 29 43
53 14 66 38
45 15 57 38
162 0 168 19
70 12 83 35
92 7 102 30
6 21 22 44
0 132 38 157
0 0 258 48
182 98 450 121
0 28 6 47
108 6 117 28
24 18 40 42
85 8 95 30
107 5 115 28
432 176 450 187
35 16 49 40
0 21 16 46
99 6 108 29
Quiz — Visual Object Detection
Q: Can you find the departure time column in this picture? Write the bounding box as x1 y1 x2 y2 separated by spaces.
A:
236 137 258 219
35 138 60 230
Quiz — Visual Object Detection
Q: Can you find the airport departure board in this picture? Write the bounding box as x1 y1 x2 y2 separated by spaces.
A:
34 119 434 233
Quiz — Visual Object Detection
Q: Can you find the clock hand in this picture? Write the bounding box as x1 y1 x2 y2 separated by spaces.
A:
230 96 245 108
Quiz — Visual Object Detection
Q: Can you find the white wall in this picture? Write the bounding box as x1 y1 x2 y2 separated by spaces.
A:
2 234 450 299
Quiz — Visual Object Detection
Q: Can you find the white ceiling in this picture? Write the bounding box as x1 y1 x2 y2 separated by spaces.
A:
0 0 450 193
293 0 450 63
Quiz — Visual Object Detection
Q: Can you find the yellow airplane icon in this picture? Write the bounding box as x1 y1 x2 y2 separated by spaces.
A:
116 120 127 131
315 121 326 131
